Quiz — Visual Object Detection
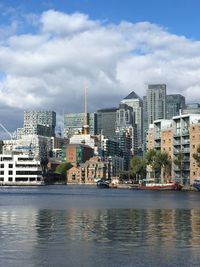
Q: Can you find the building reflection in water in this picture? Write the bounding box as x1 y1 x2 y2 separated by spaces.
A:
0 208 200 266
34 209 200 248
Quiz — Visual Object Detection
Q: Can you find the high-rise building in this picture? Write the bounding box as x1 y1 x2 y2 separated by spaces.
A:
63 113 97 138
23 111 56 137
143 84 166 150
116 103 137 168
182 103 200 115
121 91 143 152
96 108 118 139
147 84 166 125
166 94 185 119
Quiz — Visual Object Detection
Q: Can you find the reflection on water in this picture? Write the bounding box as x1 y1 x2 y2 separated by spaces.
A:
35 209 200 247
0 186 200 266
0 208 200 266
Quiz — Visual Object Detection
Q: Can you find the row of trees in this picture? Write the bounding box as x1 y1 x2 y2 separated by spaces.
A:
130 149 171 183
130 144 200 184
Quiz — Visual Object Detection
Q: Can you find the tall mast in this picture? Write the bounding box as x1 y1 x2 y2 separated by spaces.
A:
83 87 89 135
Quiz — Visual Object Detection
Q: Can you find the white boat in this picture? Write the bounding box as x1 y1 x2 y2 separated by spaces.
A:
0 154 44 186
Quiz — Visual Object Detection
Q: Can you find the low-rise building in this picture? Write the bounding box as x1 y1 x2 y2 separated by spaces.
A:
0 154 43 185
67 156 107 184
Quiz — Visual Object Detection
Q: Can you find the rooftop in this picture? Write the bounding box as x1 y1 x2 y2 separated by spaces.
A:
123 91 141 100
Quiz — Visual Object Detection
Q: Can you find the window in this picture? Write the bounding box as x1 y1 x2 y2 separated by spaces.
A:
8 178 12 182
9 164 13 168
0 164 4 168
9 171 13 175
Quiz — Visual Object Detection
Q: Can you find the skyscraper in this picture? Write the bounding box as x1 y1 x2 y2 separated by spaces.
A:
63 112 97 138
96 108 118 139
147 84 166 125
23 111 56 137
166 94 185 119
143 84 166 150
121 91 143 153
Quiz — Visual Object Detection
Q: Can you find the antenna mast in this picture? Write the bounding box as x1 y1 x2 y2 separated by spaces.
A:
83 87 89 135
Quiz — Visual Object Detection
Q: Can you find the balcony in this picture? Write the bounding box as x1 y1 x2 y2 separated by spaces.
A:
174 141 181 146
182 129 189 136
154 134 161 140
154 142 161 148
182 148 190 153
174 149 181 154
182 139 190 145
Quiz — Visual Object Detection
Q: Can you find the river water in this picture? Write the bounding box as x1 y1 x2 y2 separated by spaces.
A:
0 185 200 267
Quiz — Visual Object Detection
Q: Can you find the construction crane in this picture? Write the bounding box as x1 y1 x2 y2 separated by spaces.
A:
0 123 15 139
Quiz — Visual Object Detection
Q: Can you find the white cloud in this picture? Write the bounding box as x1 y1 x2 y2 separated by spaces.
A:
0 9 200 132
40 10 99 36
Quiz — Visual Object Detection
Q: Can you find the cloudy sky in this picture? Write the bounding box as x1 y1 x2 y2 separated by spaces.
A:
0 0 200 136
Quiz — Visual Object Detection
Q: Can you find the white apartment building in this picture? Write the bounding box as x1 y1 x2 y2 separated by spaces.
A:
0 154 43 185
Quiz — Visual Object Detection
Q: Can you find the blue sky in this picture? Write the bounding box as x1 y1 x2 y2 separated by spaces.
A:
1 0 200 39
0 0 200 134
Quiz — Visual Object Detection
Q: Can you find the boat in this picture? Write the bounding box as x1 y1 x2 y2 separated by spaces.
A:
96 180 110 188
139 179 182 190
193 178 200 191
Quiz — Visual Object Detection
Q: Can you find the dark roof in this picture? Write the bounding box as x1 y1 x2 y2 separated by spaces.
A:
97 107 118 113
123 91 141 100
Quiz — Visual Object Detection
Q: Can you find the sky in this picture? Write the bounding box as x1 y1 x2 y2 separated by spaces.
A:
1 0 200 136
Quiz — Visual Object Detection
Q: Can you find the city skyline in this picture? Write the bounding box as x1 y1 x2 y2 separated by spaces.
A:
0 0 200 135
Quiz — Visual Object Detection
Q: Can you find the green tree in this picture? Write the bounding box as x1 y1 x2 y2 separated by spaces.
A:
55 162 73 180
145 149 158 179
145 149 171 182
174 152 184 184
130 156 146 182
156 151 172 183
193 144 200 167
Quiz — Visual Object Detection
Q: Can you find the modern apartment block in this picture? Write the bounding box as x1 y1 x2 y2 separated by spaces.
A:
63 112 97 138
147 114 200 185
23 111 56 137
121 91 143 152
166 94 185 119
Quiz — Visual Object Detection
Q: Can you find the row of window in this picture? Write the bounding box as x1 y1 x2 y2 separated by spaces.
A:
0 177 42 182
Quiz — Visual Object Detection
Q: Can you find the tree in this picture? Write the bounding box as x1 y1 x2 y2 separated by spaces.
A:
130 156 146 182
55 162 73 180
156 151 172 183
145 149 158 179
193 144 200 167
40 157 49 177
145 149 171 182
174 152 184 184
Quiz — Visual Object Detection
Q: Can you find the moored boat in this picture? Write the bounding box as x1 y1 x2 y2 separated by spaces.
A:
139 179 182 190
193 178 200 191
96 180 110 188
